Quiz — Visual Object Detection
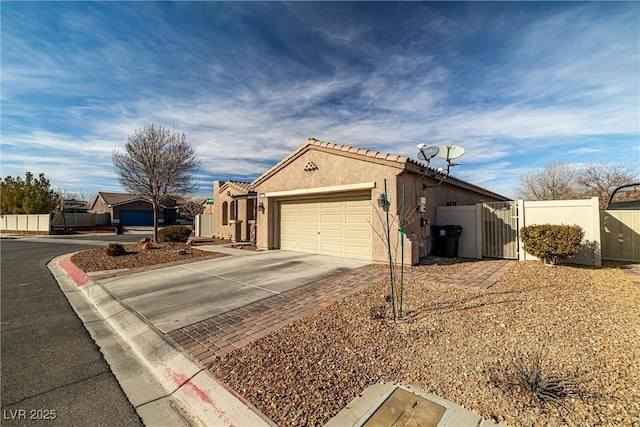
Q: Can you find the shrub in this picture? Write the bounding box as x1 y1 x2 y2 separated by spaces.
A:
508 356 581 410
157 225 192 243
106 243 126 257
519 224 584 265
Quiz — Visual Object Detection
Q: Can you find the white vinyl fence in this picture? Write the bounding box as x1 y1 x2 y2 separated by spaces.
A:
1 212 112 234
518 198 601 266
437 197 605 266
51 212 110 227
1 214 50 234
194 214 213 237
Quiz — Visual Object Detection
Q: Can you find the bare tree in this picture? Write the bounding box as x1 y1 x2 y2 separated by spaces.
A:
177 197 205 221
113 124 200 241
516 162 581 201
576 163 639 209
516 161 639 207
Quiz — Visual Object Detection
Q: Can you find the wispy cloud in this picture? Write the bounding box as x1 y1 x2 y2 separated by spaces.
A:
1 2 637 198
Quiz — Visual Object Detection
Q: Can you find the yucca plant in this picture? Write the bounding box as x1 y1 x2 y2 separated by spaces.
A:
509 356 581 410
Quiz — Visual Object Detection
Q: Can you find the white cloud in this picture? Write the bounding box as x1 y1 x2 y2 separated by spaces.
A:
1 2 637 197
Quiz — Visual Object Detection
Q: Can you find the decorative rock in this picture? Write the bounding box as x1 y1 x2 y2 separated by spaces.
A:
140 237 151 244
142 242 153 250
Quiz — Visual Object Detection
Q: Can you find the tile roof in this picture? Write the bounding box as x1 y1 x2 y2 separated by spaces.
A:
251 137 509 200
219 180 254 194
96 192 151 205
93 192 177 208
306 137 411 165
311 138 509 199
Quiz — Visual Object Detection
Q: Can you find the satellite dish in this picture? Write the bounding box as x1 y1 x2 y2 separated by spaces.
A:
437 144 465 160
417 145 440 162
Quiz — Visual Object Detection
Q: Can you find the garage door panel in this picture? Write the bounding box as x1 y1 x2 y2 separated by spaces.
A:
345 213 369 225
320 228 343 238
299 214 319 223
280 226 298 236
299 227 318 236
281 212 298 221
345 229 371 240
280 196 372 260
346 245 371 257
319 242 342 254
299 241 319 251
320 214 343 223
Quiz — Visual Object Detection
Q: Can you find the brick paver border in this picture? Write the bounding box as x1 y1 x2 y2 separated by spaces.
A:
167 259 515 366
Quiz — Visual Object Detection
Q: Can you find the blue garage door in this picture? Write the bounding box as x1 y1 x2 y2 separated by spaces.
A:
119 210 154 226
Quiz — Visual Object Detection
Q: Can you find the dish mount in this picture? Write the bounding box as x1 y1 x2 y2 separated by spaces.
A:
416 143 465 174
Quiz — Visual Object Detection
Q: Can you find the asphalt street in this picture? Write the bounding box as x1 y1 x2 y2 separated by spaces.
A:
1 234 145 426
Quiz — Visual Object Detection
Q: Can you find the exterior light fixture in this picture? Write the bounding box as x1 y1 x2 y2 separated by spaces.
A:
258 202 265 214
377 193 389 212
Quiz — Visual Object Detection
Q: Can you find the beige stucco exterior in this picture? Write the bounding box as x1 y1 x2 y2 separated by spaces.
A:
212 181 256 242
214 138 508 265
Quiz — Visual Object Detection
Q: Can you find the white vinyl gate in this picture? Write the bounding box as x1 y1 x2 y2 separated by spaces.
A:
481 202 518 259
439 198 606 266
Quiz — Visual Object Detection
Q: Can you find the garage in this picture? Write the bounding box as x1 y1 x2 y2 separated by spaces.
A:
118 210 154 226
280 195 372 260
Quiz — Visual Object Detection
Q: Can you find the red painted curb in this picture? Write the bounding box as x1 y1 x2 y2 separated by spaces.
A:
58 256 92 286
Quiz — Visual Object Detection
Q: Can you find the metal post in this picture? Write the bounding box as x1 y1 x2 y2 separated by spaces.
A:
400 184 405 318
384 179 396 323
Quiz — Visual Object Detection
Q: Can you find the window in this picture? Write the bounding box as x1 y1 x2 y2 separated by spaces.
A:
222 201 228 225
247 199 256 221
230 201 236 221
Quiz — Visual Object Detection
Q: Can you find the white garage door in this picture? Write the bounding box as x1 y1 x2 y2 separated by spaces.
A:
280 196 372 260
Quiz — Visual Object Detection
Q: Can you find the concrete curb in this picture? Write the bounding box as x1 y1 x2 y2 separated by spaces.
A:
49 253 275 427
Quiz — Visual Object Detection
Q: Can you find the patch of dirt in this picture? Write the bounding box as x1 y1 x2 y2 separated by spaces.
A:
208 262 640 427
188 237 233 246
229 244 259 251
71 242 225 274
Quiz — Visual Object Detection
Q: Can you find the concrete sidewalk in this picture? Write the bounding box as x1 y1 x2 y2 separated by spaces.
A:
50 254 276 427
51 250 514 426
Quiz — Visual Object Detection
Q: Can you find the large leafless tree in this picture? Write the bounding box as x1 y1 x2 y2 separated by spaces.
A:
516 161 581 201
113 124 200 241
516 161 638 208
576 163 639 209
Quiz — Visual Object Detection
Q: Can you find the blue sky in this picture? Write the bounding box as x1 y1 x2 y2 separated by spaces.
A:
2 1 638 199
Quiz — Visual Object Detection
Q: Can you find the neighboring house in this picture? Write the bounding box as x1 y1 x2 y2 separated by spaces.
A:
201 199 215 215
213 138 508 264
90 192 177 226
212 181 256 242
62 199 89 213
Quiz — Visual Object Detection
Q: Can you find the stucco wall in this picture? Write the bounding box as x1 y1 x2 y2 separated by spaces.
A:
215 144 507 264
254 148 410 264
212 181 255 241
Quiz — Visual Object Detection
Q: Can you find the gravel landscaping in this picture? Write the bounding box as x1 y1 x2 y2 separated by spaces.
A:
207 261 640 427
68 243 639 426
70 242 224 274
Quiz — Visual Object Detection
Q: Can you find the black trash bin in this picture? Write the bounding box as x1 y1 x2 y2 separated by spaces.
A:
115 225 124 235
430 225 448 257
444 225 462 258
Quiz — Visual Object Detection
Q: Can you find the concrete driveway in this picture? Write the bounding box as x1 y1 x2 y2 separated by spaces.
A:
97 250 368 333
